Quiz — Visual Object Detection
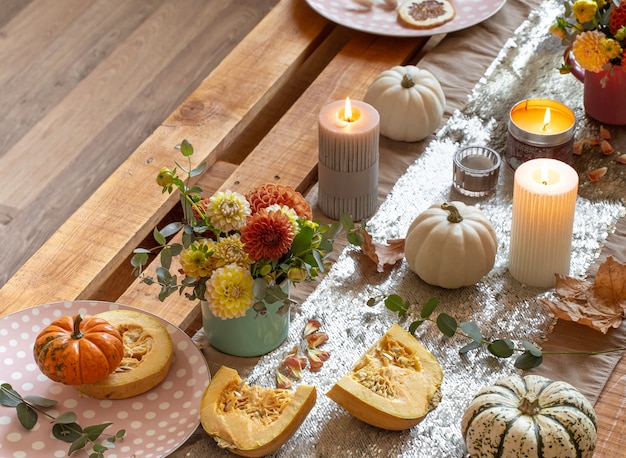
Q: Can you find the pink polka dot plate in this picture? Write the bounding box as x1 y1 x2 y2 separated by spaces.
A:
305 0 507 37
0 300 210 458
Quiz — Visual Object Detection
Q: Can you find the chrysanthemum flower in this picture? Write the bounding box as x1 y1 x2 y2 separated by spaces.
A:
206 264 255 319
602 37 622 60
180 239 217 278
205 190 251 232
573 30 610 72
572 0 597 24
240 208 295 260
213 234 252 268
246 183 313 220
266 204 299 235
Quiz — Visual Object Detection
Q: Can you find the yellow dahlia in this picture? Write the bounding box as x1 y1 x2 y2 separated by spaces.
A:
573 30 610 72
246 183 313 220
213 234 252 268
572 0 597 24
205 190 250 232
602 37 623 60
240 208 295 261
206 264 255 319
180 239 217 278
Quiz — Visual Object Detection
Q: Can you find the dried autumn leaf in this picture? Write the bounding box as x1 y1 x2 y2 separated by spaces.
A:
358 229 405 273
540 257 626 333
591 256 626 312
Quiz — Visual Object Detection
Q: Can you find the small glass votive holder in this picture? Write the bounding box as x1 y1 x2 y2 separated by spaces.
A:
453 145 501 197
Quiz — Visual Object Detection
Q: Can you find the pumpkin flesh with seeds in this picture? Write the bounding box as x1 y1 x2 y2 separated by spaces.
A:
76 309 173 399
461 374 597 458
200 366 316 457
327 323 443 430
33 314 124 385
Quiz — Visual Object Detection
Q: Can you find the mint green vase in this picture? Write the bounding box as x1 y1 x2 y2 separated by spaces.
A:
201 283 290 357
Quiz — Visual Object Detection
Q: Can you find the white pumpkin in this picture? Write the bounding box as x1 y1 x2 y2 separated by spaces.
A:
364 65 445 142
404 201 497 289
461 374 597 458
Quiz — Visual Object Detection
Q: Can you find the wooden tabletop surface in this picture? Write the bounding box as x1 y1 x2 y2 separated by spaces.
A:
1 0 624 456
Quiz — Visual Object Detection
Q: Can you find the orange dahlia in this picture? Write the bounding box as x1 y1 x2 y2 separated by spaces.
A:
246 183 313 220
240 208 295 260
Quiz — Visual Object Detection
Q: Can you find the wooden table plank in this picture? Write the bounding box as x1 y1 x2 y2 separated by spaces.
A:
0 0 333 317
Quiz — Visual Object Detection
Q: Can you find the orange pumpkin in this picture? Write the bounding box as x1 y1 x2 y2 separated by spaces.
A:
33 313 124 385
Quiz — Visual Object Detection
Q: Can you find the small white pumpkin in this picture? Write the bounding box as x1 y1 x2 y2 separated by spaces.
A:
461 374 597 458
364 65 445 142
404 201 497 289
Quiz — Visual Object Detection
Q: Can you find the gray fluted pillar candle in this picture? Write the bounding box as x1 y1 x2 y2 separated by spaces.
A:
318 98 379 221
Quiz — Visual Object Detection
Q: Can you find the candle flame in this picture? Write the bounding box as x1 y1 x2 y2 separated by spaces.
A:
541 108 551 133
344 97 353 122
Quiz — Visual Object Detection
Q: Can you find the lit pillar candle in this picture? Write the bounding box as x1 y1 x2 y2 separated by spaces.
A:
508 158 579 287
318 98 379 221
506 98 576 169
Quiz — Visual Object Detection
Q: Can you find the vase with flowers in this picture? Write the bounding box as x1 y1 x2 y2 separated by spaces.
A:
550 0 626 124
132 140 344 357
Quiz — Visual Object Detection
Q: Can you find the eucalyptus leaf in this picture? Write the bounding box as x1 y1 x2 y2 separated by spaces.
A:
420 297 439 318
339 213 355 232
53 422 83 443
347 231 363 246
384 294 408 315
459 340 483 354
459 321 483 343
515 351 544 370
68 434 89 455
180 139 193 156
190 163 206 177
55 411 78 424
159 221 183 238
488 339 515 358
436 313 457 337
522 340 543 357
160 247 172 270
153 227 166 246
23 394 56 408
408 320 424 334
16 402 38 430
0 383 22 407
83 422 112 440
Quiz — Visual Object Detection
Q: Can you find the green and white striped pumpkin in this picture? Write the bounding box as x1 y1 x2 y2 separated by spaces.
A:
461 374 597 458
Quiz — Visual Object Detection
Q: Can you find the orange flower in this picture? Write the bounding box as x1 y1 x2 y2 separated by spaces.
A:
240 208 295 260
572 30 611 72
246 183 313 220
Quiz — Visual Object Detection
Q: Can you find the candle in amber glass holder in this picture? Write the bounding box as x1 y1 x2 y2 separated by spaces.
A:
508 158 578 287
453 145 501 197
318 98 379 221
506 98 576 169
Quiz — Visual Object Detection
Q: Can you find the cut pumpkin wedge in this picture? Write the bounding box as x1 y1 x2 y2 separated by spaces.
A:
200 366 316 457
327 323 443 430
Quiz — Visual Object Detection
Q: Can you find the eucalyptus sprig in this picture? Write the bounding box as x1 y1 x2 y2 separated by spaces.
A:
371 293 626 370
0 383 125 457
368 294 544 370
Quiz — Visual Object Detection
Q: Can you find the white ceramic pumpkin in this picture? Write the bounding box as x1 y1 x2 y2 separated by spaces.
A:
461 374 597 458
404 201 497 289
364 65 445 142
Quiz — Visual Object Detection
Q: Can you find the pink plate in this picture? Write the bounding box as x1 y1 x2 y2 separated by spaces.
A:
305 0 507 37
0 301 210 458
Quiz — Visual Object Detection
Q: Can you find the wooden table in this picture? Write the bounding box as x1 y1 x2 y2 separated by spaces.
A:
1 0 624 456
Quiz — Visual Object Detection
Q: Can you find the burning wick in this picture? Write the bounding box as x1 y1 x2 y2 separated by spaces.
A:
540 108 551 133
343 97 354 122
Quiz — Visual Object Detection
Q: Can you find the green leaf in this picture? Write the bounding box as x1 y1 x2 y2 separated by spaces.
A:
339 213 354 232
159 222 183 238
291 226 314 255
420 297 439 318
459 340 482 354
487 339 515 358
384 294 408 316
23 394 56 408
83 422 112 441
347 231 363 247
436 313 457 337
153 227 167 246
459 321 483 342
408 320 424 334
0 383 22 407
325 221 343 241
130 252 148 270
190 162 206 178
53 422 83 443
522 340 542 357
180 139 194 156
55 411 78 424
514 351 543 370
16 402 38 430
68 434 89 455
160 247 172 270
366 297 377 307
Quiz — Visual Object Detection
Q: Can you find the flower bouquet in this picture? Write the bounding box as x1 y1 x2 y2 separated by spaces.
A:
550 0 626 73
132 140 344 355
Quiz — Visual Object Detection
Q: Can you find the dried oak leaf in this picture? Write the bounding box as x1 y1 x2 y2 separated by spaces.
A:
539 256 626 334
357 228 405 272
